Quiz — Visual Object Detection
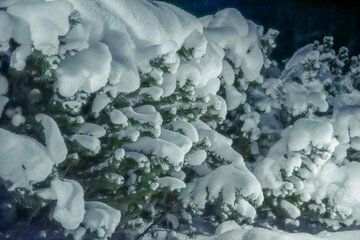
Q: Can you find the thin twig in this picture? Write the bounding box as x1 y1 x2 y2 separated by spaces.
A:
135 201 178 240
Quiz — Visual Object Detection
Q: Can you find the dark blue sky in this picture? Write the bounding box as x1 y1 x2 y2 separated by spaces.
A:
160 0 360 62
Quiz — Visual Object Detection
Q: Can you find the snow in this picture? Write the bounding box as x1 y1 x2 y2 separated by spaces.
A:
183 30 207 58
166 214 179 230
58 19 90 57
186 150 207 166
287 118 335 152
221 60 235 85
6 0 73 56
83 201 121 239
38 179 85 230
36 114 68 165
170 120 199 143
280 200 300 219
0 96 8 117
121 106 163 137
159 128 192 154
139 87 163 101
211 224 360 240
255 118 338 196
77 123 106 138
181 165 263 219
11 113 25 126
333 105 360 144
0 128 53 189
197 127 245 168
0 74 8 95
282 82 328 116
301 161 360 226
0 11 13 52
157 176 186 191
283 44 314 73
123 137 184 168
64 0 203 95
176 63 202 87
215 220 242 235
5 13 32 70
96 0 202 48
92 93 111 114
3 0 360 239
115 128 140 142
225 85 246 110
125 151 149 168
71 134 101 154
56 42 112 97
0 114 66 189
114 148 125 161
159 73 177 97
204 9 264 82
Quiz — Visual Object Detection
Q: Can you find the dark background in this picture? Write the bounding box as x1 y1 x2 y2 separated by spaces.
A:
159 0 360 63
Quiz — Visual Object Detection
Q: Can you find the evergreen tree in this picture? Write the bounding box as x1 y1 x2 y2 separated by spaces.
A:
1 1 360 240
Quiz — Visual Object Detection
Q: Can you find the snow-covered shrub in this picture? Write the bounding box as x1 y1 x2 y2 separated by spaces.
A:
0 0 265 239
1 0 360 239
248 38 360 230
